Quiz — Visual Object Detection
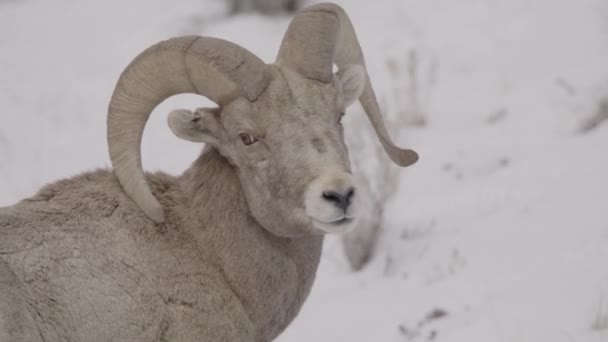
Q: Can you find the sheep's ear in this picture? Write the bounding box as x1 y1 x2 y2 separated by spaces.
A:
167 108 221 144
336 64 366 108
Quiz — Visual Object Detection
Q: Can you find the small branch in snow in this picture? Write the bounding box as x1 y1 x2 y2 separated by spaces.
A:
591 295 608 331
580 98 608 134
397 308 448 341
555 77 577 96
485 107 508 125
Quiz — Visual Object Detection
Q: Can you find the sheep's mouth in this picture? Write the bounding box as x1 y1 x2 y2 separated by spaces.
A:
329 217 354 225
310 216 357 234
311 216 355 226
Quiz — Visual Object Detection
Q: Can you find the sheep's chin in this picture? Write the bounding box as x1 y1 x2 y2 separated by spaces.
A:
310 216 358 234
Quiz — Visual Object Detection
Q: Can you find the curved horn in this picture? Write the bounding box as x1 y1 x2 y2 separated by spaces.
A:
276 3 419 167
108 36 269 223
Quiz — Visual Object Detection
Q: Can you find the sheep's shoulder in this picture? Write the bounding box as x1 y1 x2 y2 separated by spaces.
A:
2 169 179 225
0 170 251 340
0 168 186 261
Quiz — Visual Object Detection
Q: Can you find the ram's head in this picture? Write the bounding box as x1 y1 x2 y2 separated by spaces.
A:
107 3 418 237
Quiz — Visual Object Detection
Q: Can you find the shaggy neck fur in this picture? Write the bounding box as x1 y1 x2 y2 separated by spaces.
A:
174 147 326 340
179 148 251 229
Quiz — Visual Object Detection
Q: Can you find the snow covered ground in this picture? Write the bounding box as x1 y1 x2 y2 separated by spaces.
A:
1 0 608 341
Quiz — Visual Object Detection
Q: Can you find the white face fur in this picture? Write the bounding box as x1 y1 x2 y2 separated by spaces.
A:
167 64 366 237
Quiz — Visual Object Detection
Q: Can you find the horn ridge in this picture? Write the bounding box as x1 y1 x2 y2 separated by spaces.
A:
108 36 268 222
277 3 419 167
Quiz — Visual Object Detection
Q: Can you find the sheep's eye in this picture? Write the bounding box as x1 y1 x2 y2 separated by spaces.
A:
338 111 345 124
239 133 258 146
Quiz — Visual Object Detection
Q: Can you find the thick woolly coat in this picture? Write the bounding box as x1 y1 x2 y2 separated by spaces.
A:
0 149 323 341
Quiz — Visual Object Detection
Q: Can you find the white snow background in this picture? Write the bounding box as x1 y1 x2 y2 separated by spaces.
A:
1 0 608 341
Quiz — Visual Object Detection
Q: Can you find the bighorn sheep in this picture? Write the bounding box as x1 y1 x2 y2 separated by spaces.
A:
0 3 418 341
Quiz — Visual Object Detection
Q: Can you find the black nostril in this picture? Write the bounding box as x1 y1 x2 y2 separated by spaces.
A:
322 187 355 210
322 191 341 204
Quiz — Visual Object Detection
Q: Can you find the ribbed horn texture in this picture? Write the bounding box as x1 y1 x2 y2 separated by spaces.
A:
276 7 338 82
108 36 269 223
276 3 419 167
